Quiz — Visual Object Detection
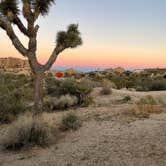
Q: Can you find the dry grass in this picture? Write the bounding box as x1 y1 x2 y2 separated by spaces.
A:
2 113 57 150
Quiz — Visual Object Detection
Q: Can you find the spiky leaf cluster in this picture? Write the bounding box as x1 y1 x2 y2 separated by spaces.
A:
31 0 55 16
0 0 19 16
56 24 83 48
0 0 55 18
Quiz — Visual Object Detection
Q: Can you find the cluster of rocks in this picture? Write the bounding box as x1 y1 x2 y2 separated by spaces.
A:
0 57 30 75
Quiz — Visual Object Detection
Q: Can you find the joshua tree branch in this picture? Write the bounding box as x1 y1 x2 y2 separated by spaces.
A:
0 16 6 30
13 15 28 36
0 16 28 56
43 45 65 71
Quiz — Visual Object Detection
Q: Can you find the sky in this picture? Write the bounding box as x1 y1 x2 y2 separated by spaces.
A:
0 0 166 69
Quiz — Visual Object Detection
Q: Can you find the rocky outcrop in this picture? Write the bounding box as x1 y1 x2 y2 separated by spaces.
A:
0 57 31 75
0 57 29 69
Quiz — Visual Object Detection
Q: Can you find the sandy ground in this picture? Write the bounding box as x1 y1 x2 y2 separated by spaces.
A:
0 89 166 166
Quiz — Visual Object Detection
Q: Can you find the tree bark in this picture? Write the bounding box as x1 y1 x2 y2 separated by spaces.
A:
33 72 44 114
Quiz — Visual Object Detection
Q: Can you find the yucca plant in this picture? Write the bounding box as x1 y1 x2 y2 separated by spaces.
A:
0 0 82 113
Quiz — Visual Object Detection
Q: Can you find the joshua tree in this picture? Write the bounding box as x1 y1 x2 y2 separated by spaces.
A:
0 0 82 113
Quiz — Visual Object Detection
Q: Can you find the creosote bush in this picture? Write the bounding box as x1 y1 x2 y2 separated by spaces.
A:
2 114 55 150
60 112 81 131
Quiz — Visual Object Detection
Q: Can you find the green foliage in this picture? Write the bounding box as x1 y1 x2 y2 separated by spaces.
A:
0 91 27 123
0 73 32 123
46 78 93 106
100 87 112 95
3 114 55 150
100 79 112 95
60 112 81 131
45 76 61 96
0 0 19 16
56 24 82 48
44 95 78 111
137 96 157 105
30 0 55 16
135 79 166 91
122 95 131 102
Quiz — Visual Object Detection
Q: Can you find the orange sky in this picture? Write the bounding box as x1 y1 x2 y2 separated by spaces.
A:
0 0 166 69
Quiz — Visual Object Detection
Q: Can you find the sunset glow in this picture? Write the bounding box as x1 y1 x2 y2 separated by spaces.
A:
0 0 166 69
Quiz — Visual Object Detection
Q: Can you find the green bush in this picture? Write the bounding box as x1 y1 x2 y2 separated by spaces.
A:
45 76 61 96
44 95 78 111
100 79 112 95
135 79 166 91
0 92 27 124
137 96 157 105
3 114 55 150
60 112 81 131
122 96 131 102
46 79 93 106
100 87 112 95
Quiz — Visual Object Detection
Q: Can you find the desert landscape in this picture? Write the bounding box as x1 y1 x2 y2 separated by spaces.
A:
0 0 166 166
0 57 166 166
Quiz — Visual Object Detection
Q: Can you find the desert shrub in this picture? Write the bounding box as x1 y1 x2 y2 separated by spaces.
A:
55 79 93 106
3 114 55 150
135 79 166 91
100 79 112 95
0 92 27 124
20 87 33 101
44 95 78 111
149 80 166 91
129 96 162 119
137 96 157 105
60 112 81 131
45 76 61 96
100 87 112 95
122 95 131 102
79 78 101 88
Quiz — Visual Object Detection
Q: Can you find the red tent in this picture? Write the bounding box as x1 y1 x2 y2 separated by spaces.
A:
55 71 63 78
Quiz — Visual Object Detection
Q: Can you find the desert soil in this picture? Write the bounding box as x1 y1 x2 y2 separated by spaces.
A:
0 89 166 166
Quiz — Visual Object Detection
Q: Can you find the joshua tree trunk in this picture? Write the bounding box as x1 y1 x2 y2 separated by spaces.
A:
33 72 44 113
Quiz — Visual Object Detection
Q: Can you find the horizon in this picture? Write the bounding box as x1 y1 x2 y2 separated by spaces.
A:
0 0 166 68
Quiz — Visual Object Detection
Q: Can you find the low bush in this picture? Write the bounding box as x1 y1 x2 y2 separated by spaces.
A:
44 95 78 111
100 87 112 95
123 95 131 102
135 79 166 91
47 79 93 106
2 114 55 150
0 92 27 124
137 96 157 105
60 112 81 131
129 96 162 119
100 79 112 95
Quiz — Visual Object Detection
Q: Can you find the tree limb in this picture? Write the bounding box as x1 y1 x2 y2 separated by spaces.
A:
13 15 28 36
0 16 6 30
1 17 28 56
43 45 65 71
